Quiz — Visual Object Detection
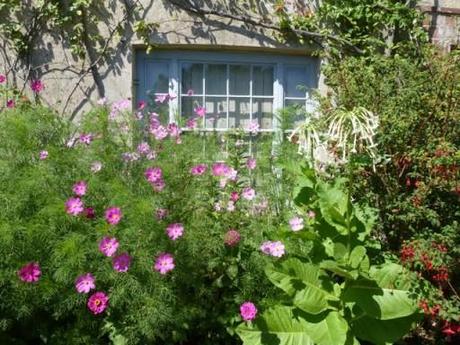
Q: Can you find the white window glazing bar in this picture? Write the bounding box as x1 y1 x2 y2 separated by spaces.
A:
169 58 179 123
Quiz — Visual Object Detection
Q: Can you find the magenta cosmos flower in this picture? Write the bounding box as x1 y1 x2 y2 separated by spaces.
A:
0 74 6 83
145 167 162 183
240 302 257 321
186 118 197 129
87 291 109 315
166 223 184 240
137 100 146 110
18 262 41 283
84 207 95 219
75 273 96 293
230 191 240 202
155 208 168 220
79 133 93 145
137 142 150 155
151 125 169 140
152 179 166 192
6 99 15 108
247 120 259 134
224 229 241 247
246 157 256 170
242 187 256 201
212 162 230 177
194 106 206 118
65 197 84 216
98 236 119 257
72 181 87 196
112 252 132 272
289 216 304 232
105 207 122 225
260 241 285 258
154 253 175 275
167 123 181 137
191 164 207 176
30 79 44 93
39 150 48 160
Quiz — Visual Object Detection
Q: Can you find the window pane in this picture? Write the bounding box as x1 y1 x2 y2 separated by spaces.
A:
181 96 203 122
229 65 250 95
205 64 226 95
253 66 274 96
285 99 306 127
146 61 169 94
285 66 308 98
253 98 273 130
145 91 169 119
205 97 227 129
228 97 250 129
181 63 203 94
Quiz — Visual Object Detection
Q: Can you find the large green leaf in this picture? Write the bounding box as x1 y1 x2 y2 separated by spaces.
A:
369 263 412 290
342 278 417 320
236 307 350 345
351 314 420 345
236 307 316 345
316 180 350 235
266 259 339 314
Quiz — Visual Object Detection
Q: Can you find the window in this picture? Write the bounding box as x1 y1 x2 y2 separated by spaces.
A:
135 50 320 131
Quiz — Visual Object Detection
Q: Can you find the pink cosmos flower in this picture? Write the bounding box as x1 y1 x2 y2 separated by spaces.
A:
194 106 206 118
191 164 207 176
155 208 168 220
224 229 241 247
30 79 44 93
6 99 15 108
152 179 166 192
79 133 93 145
39 150 48 160
186 118 197 129
87 291 109 315
289 216 304 232
155 94 169 104
149 114 161 129
226 168 238 181
98 236 119 257
18 262 41 283
137 100 146 110
167 123 181 137
145 167 163 183
151 125 169 140
186 89 194 96
240 302 257 321
146 151 157 160
212 162 230 177
112 253 132 272
242 187 256 201
307 210 316 219
84 207 95 219
109 99 130 120
65 197 84 216
154 253 175 275
105 207 122 225
122 152 140 162
72 181 87 196
168 92 177 100
90 161 102 173
0 74 6 83
75 273 95 293
230 191 240 202
97 97 107 105
137 142 150 155
260 241 285 257
166 223 184 240
247 120 259 134
246 157 256 170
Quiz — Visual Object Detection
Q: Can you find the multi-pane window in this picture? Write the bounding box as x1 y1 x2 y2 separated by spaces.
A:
135 50 319 131
180 63 274 130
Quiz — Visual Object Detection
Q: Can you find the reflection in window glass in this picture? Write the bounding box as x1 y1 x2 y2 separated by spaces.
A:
253 98 273 129
182 63 203 94
229 65 250 95
253 66 274 96
205 64 227 95
205 97 227 129
285 66 308 98
284 99 306 127
228 97 250 129
147 61 169 94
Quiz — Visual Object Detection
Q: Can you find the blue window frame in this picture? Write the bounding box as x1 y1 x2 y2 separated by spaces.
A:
135 49 320 131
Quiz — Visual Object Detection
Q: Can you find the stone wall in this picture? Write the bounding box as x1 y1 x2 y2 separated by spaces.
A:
418 0 460 51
